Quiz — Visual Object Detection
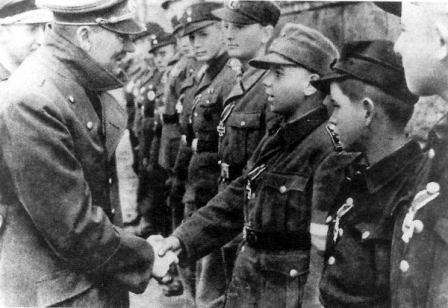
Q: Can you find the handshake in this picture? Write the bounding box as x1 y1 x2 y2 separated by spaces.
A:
147 235 182 282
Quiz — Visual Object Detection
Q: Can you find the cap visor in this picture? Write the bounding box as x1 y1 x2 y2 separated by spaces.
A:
183 20 215 37
311 72 348 94
374 2 401 16
102 19 146 36
212 7 254 25
249 53 296 70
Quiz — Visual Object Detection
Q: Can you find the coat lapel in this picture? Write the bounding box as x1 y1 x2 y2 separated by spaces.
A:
101 92 126 161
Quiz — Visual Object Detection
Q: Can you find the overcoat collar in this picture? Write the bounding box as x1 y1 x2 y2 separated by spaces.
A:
44 27 123 92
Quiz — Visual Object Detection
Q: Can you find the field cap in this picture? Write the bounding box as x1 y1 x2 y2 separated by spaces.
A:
250 23 339 76
375 2 401 16
0 0 51 24
212 0 280 26
312 40 419 104
148 30 175 53
36 0 146 35
182 2 221 37
132 21 164 41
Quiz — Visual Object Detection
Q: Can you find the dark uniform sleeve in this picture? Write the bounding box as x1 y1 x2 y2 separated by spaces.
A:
173 175 246 262
1 96 153 294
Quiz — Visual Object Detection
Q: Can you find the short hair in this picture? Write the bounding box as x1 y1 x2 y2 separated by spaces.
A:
337 78 414 131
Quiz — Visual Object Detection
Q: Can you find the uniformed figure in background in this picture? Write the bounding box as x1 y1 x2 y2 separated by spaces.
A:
135 29 176 238
0 0 51 82
378 3 448 306
123 21 165 174
156 22 339 308
311 40 422 307
212 0 280 291
175 2 238 306
0 0 179 306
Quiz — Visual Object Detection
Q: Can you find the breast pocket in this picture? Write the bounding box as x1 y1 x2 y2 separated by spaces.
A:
354 222 391 291
227 112 263 164
194 97 222 132
255 172 310 232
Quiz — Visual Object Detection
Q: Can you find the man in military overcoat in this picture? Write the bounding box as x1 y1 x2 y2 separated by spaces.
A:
0 0 177 306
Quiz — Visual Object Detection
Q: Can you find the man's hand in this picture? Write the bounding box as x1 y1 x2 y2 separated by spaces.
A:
148 235 179 279
152 235 182 257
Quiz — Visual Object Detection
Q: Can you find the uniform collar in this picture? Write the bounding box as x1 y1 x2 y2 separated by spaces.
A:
364 139 422 193
196 52 230 93
44 27 123 92
278 105 329 146
225 67 266 103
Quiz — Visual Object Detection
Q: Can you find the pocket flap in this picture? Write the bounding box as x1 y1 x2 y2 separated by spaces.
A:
260 251 310 276
263 173 309 193
228 112 261 129
37 270 93 307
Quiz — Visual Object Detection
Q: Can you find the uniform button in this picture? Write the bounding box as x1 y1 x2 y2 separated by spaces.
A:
205 100 210 104
345 177 352 182
279 185 287 193
108 178 113 185
251 193 256 199
339 228 344 237
0 214 4 229
427 182 440 195
241 246 245 252
187 17 192 22
428 148 436 159
289 269 299 278
68 95 75 103
346 197 354 206
362 231 370 239
328 256 336 265
240 121 246 127
400 260 409 272
326 216 332 223
413 220 424 233
194 112 198 117
86 121 93 130
111 208 116 215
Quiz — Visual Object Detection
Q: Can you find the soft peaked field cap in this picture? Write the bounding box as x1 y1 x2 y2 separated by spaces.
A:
212 0 280 26
311 40 419 104
181 2 221 37
36 0 146 35
250 23 339 76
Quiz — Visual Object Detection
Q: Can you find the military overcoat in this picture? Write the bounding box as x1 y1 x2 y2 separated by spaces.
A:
0 29 153 307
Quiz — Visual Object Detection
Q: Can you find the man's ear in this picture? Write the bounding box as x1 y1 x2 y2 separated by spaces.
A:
261 25 274 44
362 97 375 127
435 21 448 61
76 26 93 52
304 74 319 96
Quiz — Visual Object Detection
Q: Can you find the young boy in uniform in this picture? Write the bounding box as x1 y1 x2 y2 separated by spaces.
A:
311 40 423 307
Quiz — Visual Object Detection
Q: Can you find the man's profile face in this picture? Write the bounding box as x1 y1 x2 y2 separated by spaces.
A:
394 3 441 96
153 44 175 71
328 82 367 151
222 21 264 61
0 23 45 66
88 27 135 80
188 23 225 62
177 35 193 57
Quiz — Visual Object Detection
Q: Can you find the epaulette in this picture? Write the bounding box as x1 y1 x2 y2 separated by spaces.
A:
325 124 343 152
401 182 440 243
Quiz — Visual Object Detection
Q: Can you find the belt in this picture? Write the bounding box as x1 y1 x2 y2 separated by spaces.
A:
243 226 311 251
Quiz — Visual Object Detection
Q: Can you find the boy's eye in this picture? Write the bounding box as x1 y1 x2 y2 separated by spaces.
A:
274 69 283 77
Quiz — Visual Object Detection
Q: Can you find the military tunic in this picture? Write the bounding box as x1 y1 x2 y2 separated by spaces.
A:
174 105 332 307
390 120 448 307
315 140 427 307
217 66 276 186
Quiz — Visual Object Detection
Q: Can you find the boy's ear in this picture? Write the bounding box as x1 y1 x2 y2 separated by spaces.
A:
435 21 448 61
304 74 319 96
362 97 375 127
261 25 274 44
